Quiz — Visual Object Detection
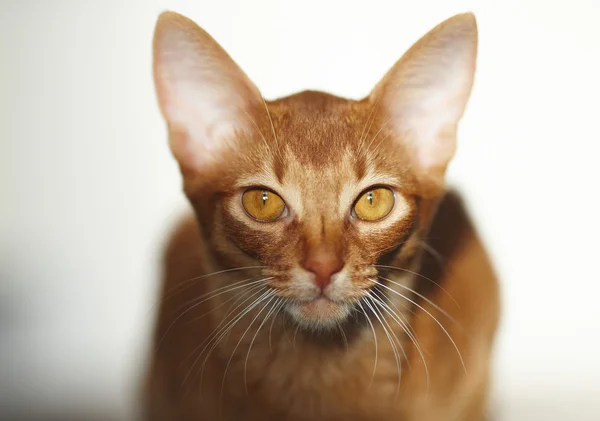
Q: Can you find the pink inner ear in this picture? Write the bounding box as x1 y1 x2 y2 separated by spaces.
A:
395 107 460 174
157 72 258 170
371 16 477 184
153 12 263 172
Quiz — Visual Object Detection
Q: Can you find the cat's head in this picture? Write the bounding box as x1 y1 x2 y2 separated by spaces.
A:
153 12 477 330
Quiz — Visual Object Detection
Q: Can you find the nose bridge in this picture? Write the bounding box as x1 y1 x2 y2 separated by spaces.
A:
297 175 346 289
303 173 343 244
302 215 345 289
302 210 344 261
302 211 342 251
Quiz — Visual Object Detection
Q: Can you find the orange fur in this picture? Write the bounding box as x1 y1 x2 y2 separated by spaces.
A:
145 11 500 421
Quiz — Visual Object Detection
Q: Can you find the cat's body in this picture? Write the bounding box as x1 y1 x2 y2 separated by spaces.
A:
145 12 499 421
146 189 499 421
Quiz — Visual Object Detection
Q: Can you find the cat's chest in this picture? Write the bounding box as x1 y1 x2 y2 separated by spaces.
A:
231 324 409 421
204 270 418 420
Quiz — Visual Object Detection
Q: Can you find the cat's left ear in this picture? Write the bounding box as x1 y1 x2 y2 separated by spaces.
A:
371 13 478 189
153 11 263 172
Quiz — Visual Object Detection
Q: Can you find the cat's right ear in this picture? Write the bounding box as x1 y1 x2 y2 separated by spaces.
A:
153 12 263 171
370 13 478 191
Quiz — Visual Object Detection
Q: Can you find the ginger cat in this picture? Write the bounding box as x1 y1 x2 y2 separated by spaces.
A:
145 11 500 421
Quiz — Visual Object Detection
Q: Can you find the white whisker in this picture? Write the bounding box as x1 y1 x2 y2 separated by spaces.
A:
366 292 408 365
364 295 402 399
419 241 446 269
220 292 276 400
337 321 349 352
157 277 269 350
261 96 283 163
358 299 378 387
358 96 381 147
163 265 266 301
371 278 466 373
180 287 268 393
198 289 274 391
376 270 459 319
375 264 459 308
184 282 266 326
242 108 274 157
244 296 282 394
370 289 419 362
365 114 395 151
292 324 300 349
369 132 391 156
269 300 285 352
369 288 431 393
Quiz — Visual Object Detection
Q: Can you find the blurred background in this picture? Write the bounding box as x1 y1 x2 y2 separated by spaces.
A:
1 0 599 420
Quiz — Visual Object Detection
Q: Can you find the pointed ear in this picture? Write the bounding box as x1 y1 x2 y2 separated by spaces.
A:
153 11 263 171
371 13 478 188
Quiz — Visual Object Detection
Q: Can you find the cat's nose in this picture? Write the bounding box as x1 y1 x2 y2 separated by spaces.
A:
303 246 344 290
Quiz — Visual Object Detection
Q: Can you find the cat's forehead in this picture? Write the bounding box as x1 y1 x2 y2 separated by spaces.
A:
268 90 370 169
235 92 403 216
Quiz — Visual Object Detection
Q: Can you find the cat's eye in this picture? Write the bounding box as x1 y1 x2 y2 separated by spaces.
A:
242 189 286 222
353 187 395 221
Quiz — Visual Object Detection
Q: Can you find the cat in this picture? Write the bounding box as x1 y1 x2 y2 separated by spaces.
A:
144 10 500 421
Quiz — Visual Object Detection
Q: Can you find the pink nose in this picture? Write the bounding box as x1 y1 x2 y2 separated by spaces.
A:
303 246 344 289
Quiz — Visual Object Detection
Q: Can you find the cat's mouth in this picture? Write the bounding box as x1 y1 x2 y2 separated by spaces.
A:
301 295 336 309
284 296 354 330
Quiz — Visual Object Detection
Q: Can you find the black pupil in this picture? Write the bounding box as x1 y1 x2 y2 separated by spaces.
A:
367 191 373 205
262 191 268 205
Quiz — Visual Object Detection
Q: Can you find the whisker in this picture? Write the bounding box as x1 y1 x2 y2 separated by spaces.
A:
366 291 409 365
372 239 409 256
269 299 285 353
244 296 282 394
219 292 276 400
358 96 381 147
184 282 267 326
282 309 292 344
337 321 349 353
369 291 431 396
375 272 458 321
159 265 267 305
365 114 395 151
364 295 402 400
369 290 431 394
370 288 419 356
357 299 378 387
292 324 300 349
369 289 430 383
217 284 271 324
369 132 392 157
375 263 459 307
173 276 266 316
179 287 266 368
241 108 274 157
261 96 283 164
371 278 466 373
157 277 269 350
419 240 447 269
180 286 269 393
197 289 274 391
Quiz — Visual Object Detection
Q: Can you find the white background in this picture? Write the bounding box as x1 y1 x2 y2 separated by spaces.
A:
1 0 599 419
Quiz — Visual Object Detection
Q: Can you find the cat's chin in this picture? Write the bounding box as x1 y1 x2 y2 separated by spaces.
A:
285 297 352 331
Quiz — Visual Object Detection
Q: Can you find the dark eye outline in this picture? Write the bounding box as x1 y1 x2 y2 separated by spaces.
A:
351 185 396 222
241 187 288 222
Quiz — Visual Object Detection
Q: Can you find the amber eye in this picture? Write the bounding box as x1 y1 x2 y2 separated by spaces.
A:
242 189 286 222
353 187 395 221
